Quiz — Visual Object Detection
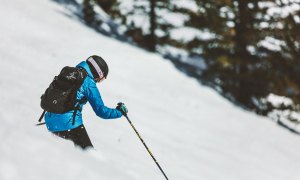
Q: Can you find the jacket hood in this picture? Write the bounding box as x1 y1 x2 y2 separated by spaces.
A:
76 61 95 79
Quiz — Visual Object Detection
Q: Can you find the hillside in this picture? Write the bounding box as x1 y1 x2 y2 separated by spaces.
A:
0 0 300 180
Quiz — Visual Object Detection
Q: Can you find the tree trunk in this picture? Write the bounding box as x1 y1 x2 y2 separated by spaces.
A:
149 0 157 52
234 0 249 57
83 0 95 26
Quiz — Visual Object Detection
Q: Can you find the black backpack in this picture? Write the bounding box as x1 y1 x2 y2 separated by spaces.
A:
37 66 87 126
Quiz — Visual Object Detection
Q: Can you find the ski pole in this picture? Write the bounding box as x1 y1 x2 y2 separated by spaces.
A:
124 114 169 180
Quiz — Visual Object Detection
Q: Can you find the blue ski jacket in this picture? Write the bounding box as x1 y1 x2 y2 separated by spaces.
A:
45 61 123 132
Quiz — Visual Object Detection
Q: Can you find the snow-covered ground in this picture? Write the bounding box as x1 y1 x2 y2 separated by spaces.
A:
1 0 300 180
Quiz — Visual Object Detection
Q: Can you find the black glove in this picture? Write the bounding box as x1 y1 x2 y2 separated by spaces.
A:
116 102 128 116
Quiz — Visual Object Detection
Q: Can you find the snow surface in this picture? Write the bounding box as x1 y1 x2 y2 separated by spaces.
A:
170 27 215 43
258 36 286 52
171 0 198 13
1 0 300 180
266 94 293 108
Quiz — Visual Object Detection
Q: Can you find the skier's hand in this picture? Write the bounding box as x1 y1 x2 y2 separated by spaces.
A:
116 102 128 116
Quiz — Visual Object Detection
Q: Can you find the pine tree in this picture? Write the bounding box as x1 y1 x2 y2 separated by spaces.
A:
109 0 172 52
83 0 96 26
192 0 273 106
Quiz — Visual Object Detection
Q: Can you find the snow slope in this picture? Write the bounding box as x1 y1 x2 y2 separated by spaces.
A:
1 0 300 180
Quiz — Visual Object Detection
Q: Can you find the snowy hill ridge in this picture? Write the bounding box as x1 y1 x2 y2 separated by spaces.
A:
1 0 300 180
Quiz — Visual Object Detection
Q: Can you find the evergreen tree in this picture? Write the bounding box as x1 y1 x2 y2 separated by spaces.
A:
105 0 173 52
83 0 96 26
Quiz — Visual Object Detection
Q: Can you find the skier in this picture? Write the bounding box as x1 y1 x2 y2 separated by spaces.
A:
44 55 128 150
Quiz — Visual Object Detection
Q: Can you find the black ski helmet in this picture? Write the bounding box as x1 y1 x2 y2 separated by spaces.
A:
86 55 109 79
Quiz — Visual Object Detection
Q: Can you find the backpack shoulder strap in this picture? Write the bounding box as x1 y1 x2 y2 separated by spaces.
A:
71 97 87 125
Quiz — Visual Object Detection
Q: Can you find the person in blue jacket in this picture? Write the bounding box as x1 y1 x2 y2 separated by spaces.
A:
45 55 128 150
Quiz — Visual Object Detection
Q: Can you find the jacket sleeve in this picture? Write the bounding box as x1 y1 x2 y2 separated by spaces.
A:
85 81 122 119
